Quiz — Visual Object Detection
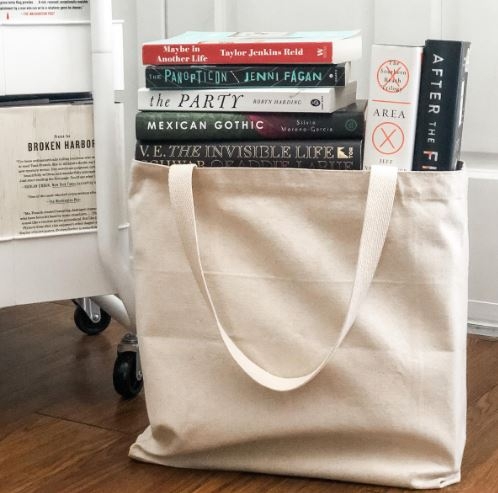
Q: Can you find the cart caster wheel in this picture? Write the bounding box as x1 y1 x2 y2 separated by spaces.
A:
74 305 111 336
113 351 143 399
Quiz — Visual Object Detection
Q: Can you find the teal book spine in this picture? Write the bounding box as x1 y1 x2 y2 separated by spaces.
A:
145 64 349 89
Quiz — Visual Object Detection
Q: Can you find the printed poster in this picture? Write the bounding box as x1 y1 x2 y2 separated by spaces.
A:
0 0 89 22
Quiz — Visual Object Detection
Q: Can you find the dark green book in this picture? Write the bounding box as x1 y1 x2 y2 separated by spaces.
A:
412 40 470 170
135 100 366 142
135 139 363 170
145 63 350 89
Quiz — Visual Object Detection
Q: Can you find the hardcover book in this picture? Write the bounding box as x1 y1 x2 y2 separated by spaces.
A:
363 44 423 170
137 81 357 114
135 100 366 141
0 92 92 107
145 63 351 89
135 140 363 170
142 31 362 65
412 39 471 171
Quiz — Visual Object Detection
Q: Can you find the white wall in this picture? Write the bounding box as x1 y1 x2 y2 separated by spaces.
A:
166 0 216 36
442 0 498 154
112 0 166 170
468 176 498 324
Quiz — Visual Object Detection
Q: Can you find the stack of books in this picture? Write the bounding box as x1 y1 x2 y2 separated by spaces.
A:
135 30 366 170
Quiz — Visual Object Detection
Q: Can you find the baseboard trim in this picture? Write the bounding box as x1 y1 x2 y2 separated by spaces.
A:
468 300 498 338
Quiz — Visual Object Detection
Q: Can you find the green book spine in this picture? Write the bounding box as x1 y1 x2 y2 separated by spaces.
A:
135 101 366 142
145 64 349 88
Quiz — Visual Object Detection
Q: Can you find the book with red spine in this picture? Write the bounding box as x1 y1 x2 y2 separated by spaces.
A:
142 31 362 66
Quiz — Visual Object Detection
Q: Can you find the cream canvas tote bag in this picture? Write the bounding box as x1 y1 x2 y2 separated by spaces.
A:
128 161 468 489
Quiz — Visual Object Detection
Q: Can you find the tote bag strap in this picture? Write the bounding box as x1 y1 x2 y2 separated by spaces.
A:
169 165 398 392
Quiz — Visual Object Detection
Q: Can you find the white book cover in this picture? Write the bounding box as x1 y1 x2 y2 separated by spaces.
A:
0 102 97 240
363 45 423 170
137 82 357 114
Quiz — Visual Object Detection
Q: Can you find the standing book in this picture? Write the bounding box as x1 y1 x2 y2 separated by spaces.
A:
412 39 471 171
142 31 362 65
363 44 423 170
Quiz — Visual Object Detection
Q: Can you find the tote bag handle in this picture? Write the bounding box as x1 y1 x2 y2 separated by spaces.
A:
169 165 398 392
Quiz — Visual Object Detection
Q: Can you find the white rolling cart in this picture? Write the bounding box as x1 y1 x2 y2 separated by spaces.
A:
89 0 142 398
0 0 141 398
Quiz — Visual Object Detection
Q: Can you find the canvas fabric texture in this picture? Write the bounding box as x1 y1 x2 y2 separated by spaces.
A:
128 160 468 489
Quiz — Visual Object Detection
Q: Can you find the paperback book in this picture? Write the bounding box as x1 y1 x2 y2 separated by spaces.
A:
412 39 471 171
145 63 351 89
135 140 363 170
142 31 362 65
0 102 97 240
137 81 357 114
363 44 423 170
135 100 366 141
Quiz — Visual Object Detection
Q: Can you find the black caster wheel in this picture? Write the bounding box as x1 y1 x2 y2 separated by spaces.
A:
73 305 111 336
113 351 143 399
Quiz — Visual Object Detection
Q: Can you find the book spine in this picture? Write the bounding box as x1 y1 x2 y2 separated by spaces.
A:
142 41 334 65
145 64 349 89
363 45 423 170
412 40 470 171
137 83 356 114
135 106 365 141
134 140 363 170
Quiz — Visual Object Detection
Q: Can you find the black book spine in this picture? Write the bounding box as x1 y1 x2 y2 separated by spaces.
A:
412 39 470 171
135 101 366 142
145 64 349 89
135 140 363 170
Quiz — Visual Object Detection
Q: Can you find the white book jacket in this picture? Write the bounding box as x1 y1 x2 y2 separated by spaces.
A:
363 45 423 170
